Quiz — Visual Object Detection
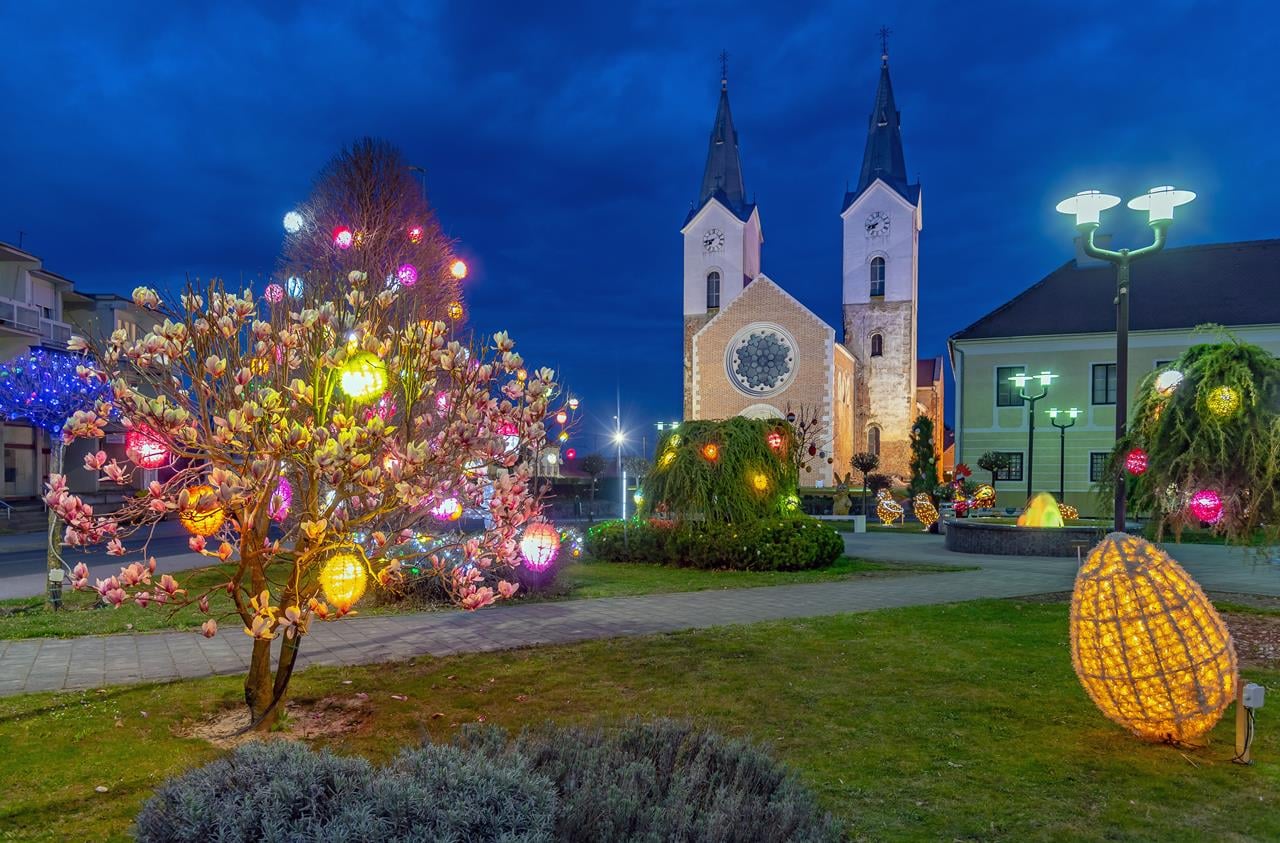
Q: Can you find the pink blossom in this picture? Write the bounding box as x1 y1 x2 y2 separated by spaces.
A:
71 562 90 590
498 581 519 599
198 594 210 614
201 619 218 638
83 451 108 471
460 587 497 611
103 587 127 608
188 535 206 553
157 574 182 596
134 591 151 608
106 538 125 556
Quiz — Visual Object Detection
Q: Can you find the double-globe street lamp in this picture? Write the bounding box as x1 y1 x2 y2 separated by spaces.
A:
1009 371 1056 501
1047 407 1082 501
1055 185 1195 532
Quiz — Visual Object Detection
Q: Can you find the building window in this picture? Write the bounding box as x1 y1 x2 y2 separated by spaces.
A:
1092 363 1117 405
870 332 884 357
1089 451 1110 483
993 452 1023 482
996 366 1025 407
869 257 885 297
706 271 721 309
867 425 881 456
1154 359 1175 369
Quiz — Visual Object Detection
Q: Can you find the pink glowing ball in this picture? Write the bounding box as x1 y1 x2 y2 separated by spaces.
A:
396 263 418 287
126 426 169 469
332 226 353 249
1188 489 1224 524
520 523 561 572
269 476 293 522
1124 448 1149 476
263 283 284 303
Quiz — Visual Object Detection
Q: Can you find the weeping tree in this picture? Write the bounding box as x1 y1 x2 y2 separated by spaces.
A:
906 414 938 500
1102 335 1280 545
644 418 798 524
0 348 110 607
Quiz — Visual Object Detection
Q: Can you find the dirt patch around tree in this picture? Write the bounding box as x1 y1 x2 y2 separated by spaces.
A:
179 695 373 749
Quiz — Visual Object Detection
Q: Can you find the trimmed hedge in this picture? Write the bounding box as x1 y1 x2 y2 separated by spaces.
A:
586 516 843 571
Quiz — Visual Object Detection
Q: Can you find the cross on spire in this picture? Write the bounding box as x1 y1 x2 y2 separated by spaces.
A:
878 26 891 63
719 49 729 89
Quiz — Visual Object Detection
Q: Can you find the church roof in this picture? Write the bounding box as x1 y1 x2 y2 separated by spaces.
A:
690 77 754 223
843 54 919 211
950 238 1280 342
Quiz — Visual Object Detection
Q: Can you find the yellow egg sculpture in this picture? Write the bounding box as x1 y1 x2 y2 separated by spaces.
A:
1017 492 1064 528
1071 533 1237 744
320 552 368 612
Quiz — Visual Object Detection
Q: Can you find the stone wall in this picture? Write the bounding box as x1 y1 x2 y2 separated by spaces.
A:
843 299 916 479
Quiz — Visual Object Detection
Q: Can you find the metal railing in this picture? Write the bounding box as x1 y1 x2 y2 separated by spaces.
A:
0 296 41 334
39 318 72 347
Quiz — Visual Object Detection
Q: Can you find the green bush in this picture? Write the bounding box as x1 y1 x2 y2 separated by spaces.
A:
587 516 842 571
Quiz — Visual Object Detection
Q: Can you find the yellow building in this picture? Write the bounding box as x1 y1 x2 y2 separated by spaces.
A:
948 238 1280 515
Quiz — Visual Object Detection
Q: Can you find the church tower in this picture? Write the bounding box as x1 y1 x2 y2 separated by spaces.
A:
680 66 763 419
840 45 922 478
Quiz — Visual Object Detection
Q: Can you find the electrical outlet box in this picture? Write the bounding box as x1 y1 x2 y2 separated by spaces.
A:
1242 683 1265 709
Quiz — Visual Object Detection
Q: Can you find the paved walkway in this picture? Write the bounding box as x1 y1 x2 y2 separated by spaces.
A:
2 532 1278 697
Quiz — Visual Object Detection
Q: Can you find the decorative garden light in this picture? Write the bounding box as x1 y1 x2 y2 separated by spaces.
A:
396 264 418 287
1011 371 1056 500
1155 369 1183 396
125 425 169 469
431 497 462 522
701 443 719 462
447 301 464 321
912 494 938 529
520 522 561 571
263 283 284 303
449 259 468 280
633 488 644 506
557 430 569 443
567 397 579 411
875 489 904 526
660 449 675 467
1059 503 1080 520
283 211 304 234
286 276 304 298
1188 489 1224 524
269 476 292 522
407 225 424 244
319 552 368 612
751 471 769 492
1124 447 1149 475
565 448 576 460
555 409 568 425
766 431 784 452
179 484 225 537
783 492 800 512
1047 406 1081 500
974 484 996 509
1206 385 1241 418
332 226 354 249
1070 533 1235 743
339 352 387 402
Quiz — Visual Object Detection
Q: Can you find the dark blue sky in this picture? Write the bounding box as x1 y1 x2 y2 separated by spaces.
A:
4 1 1278 456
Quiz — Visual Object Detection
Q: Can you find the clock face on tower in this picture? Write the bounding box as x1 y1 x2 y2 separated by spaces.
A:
703 228 725 253
864 211 890 238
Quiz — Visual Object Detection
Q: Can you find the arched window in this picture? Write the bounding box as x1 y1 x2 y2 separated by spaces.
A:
868 425 881 456
869 257 886 297
870 332 884 357
706 271 721 309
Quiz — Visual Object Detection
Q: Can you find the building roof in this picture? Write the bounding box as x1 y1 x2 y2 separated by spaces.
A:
844 55 919 211
690 77 754 223
951 238 1280 342
916 356 943 385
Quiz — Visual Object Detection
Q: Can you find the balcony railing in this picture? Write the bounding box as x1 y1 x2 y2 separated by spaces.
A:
40 318 72 347
0 296 41 334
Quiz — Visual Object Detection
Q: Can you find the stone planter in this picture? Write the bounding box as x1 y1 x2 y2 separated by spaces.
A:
943 518 1105 557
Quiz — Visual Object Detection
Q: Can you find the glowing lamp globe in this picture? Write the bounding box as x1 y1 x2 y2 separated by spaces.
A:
286 276 304 298
339 352 387 402
1126 185 1196 224
1071 533 1236 743
520 522 561 572
1154 369 1183 396
432 497 462 522
701 443 719 462
320 552 368 612
1055 190 1121 226
263 283 284 303
557 431 569 443
783 493 800 512
633 489 644 506
751 472 769 492
1206 385 1241 418
1188 489 1224 524
766 431 784 452
1124 448 1149 476
659 449 675 467
565 448 576 460
449 259 468 280
332 226 354 249
567 397 579 411
269 476 293 522
555 410 568 425
126 426 169 469
179 484 225 537
396 264 418 287
407 225 424 244
447 301 464 321
283 211 304 234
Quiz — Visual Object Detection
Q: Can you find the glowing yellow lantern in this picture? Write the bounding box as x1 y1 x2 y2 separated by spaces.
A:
1206 385 1241 417
319 552 368 611
179 484 225 536
1017 492 1064 528
339 352 387 402
750 471 769 492
1058 503 1079 520
912 493 938 528
875 489 904 526
449 259 468 280
447 301 464 320
249 356 270 376
660 449 676 467
1071 533 1237 743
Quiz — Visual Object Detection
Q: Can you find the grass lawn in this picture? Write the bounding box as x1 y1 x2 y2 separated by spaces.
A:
0 599 1275 841
0 556 967 641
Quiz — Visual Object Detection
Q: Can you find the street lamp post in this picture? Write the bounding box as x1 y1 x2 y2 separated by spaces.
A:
1056 186 1194 533
1009 371 1056 501
1046 407 1082 501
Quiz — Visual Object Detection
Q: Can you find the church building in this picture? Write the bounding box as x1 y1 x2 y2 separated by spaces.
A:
681 50 943 485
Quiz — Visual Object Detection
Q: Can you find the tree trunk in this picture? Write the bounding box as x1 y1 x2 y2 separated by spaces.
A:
45 440 64 610
243 633 302 732
588 480 596 524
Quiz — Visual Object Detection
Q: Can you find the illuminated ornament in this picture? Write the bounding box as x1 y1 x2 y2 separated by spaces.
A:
1058 503 1079 520
269 476 292 522
808 444 817 457
282 211 304 234
1017 492 1065 528
701 443 719 462
339 352 387 402
751 472 769 492
520 522 561 572
565 448 577 460
912 494 938 529
447 301 464 320
783 493 800 512
407 225 424 244
263 283 284 304
567 397 579 411
555 410 568 425
633 489 644 506
1154 369 1183 396
557 431 569 443
660 449 675 467
1188 489 1224 524
249 356 270 376
973 484 996 508
364 392 397 421
319 552 368 612
1071 533 1236 743
396 264 418 287
449 259 468 280
179 484 225 537
1124 448 1148 476
1206 385 1241 418
332 226 354 249
766 431 784 452
286 276 304 298
431 497 463 522
669 435 681 447
125 426 169 469
875 489 904 526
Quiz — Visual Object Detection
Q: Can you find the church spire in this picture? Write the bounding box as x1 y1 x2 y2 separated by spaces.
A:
695 52 750 220
852 32 909 198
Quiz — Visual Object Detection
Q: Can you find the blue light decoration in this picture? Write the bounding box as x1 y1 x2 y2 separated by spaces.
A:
0 348 111 434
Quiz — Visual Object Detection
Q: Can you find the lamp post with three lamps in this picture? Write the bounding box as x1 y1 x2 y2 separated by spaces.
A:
1046 407 1082 501
1009 371 1056 502
1055 185 1195 532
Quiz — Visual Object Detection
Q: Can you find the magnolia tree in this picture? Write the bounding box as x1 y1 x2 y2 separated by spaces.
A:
49 275 554 730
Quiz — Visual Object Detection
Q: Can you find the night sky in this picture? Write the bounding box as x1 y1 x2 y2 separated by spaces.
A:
4 2 1278 457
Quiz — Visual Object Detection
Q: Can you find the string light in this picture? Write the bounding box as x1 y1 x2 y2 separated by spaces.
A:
447 301 464 320
876 489 904 526
1206 385 1241 417
974 484 996 508
1124 448 1148 475
912 494 938 528
1058 503 1079 520
0 348 111 433
407 225 424 244
431 497 462 522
